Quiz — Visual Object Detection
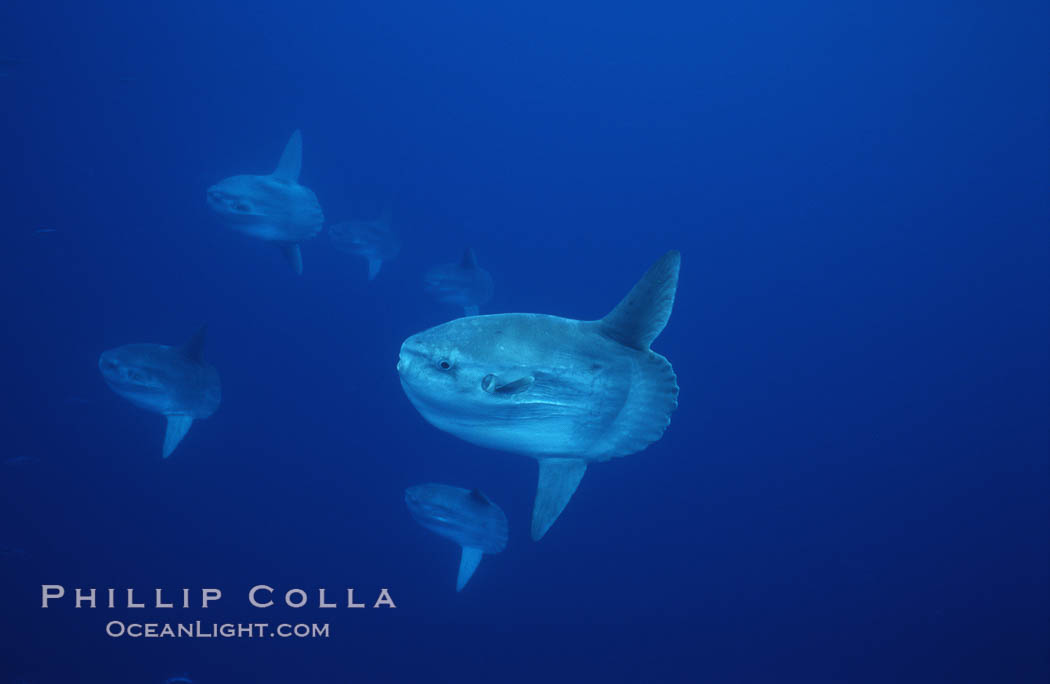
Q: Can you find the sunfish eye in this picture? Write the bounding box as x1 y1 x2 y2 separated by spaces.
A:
439 360 452 370
481 374 496 393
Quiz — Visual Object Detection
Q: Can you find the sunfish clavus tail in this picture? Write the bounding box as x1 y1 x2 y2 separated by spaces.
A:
530 251 680 539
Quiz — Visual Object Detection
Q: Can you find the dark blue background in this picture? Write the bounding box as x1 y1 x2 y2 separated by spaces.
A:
1 1 1047 681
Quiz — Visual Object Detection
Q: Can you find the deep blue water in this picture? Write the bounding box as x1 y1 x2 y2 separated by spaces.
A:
1 1 1047 682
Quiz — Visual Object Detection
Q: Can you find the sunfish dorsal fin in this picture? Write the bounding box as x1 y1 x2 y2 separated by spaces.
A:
599 250 680 350
180 324 207 363
531 458 588 540
461 248 477 269
456 546 484 591
279 243 303 275
163 415 194 459
273 129 302 182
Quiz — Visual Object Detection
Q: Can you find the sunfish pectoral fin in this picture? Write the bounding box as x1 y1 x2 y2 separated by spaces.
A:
272 129 302 182
531 458 588 540
481 374 533 394
367 256 382 280
163 415 194 459
456 546 484 592
599 250 680 350
494 376 534 394
279 243 303 275
463 305 479 316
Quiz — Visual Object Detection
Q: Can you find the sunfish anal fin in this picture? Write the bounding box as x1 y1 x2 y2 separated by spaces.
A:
272 129 302 183
456 546 484 592
163 415 194 459
279 244 303 275
367 257 382 280
531 458 588 540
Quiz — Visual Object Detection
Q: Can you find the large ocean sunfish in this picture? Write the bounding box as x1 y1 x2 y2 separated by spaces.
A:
398 251 680 540
423 248 494 316
206 130 324 274
405 484 508 591
99 326 221 458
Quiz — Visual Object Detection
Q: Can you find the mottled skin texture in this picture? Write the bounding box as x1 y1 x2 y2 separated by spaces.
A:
398 313 669 461
206 174 323 243
405 484 508 553
99 344 220 419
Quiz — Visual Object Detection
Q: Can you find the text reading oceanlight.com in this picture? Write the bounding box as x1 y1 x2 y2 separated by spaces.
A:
106 622 330 639
40 585 396 638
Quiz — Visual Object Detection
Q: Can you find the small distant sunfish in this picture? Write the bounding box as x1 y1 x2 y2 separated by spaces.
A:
206 130 324 275
329 210 401 280
423 248 494 316
99 325 220 458
399 251 680 540
0 545 27 559
405 484 508 591
4 455 39 467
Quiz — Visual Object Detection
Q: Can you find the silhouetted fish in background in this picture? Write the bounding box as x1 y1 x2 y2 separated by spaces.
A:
399 251 680 540
0 545 27 560
424 248 494 316
329 209 401 280
405 484 508 591
161 675 194 684
206 130 324 274
99 325 220 458
4 455 40 467
0 57 25 78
